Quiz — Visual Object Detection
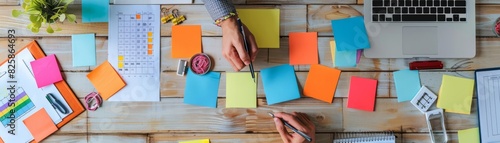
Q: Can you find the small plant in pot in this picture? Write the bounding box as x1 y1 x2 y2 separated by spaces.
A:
12 0 76 34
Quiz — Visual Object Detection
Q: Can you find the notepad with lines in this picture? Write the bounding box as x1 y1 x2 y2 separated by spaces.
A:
333 132 396 143
475 68 500 142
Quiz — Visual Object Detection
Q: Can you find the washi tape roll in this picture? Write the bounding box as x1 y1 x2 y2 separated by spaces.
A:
85 92 103 111
190 53 212 75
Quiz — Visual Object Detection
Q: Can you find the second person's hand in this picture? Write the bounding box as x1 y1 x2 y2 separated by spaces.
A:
219 16 258 71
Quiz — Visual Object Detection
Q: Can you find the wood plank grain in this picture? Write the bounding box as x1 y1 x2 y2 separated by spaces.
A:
247 0 356 5
402 133 459 143
43 134 87 143
308 5 500 37
88 98 343 133
150 133 332 143
58 106 88 133
89 134 148 143
342 98 478 132
0 0 18 6
71 0 246 4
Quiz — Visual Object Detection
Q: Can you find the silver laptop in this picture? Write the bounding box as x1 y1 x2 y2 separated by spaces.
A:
363 0 476 58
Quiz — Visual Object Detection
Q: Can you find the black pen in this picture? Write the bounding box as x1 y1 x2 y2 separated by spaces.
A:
268 112 313 142
236 18 256 83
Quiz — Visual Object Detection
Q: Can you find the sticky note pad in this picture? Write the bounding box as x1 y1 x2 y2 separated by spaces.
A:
172 25 202 58
72 33 96 67
304 64 341 103
330 41 357 68
82 0 109 23
237 9 280 48
184 70 221 108
458 128 480 143
23 109 58 142
226 72 257 108
30 54 63 88
393 69 421 102
437 75 474 114
289 32 318 65
261 64 301 105
347 76 378 111
87 61 126 100
331 16 370 51
179 139 210 143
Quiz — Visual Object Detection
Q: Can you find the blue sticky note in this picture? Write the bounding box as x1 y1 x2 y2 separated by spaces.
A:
393 69 421 102
72 33 96 67
331 16 370 51
336 50 357 68
261 64 301 105
82 0 109 23
184 70 221 108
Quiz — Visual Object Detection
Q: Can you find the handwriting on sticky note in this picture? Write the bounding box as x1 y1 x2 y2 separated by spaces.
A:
237 9 280 48
289 32 318 65
261 64 301 105
304 64 341 103
331 16 370 51
72 33 96 67
87 61 126 100
23 108 58 142
30 54 63 88
184 70 221 108
172 25 202 58
226 72 257 108
347 76 378 111
437 74 474 114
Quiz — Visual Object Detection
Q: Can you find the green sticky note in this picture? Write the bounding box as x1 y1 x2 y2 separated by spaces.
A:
82 0 109 23
437 75 474 114
226 72 257 108
458 128 480 143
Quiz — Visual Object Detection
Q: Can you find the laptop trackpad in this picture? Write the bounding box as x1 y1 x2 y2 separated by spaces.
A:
402 26 438 55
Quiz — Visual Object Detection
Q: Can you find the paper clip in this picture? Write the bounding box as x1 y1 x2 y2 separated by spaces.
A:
85 92 103 111
161 7 174 24
172 9 186 25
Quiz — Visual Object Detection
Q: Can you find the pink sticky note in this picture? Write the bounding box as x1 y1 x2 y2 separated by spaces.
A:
347 76 378 111
356 50 362 64
30 54 63 88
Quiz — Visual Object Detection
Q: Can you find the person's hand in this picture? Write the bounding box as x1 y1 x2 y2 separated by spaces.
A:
273 112 316 143
219 16 258 71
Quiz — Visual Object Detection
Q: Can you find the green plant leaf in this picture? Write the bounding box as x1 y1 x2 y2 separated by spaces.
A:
31 26 39 33
27 23 34 29
12 10 22 17
50 13 59 20
67 14 76 23
29 14 39 23
47 24 54 33
27 10 41 15
64 0 74 6
59 13 66 22
55 26 62 31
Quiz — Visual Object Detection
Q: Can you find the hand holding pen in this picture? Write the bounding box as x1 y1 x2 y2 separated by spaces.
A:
270 112 316 143
219 16 258 71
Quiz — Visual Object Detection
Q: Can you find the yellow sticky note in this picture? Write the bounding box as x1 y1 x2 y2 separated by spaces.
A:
179 139 210 143
330 41 336 67
226 72 257 108
437 75 474 114
237 9 280 48
458 128 480 143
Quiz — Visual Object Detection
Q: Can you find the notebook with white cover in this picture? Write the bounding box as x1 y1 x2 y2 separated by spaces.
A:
333 132 396 143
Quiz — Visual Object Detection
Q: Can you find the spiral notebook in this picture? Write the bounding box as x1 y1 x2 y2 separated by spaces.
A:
333 132 396 143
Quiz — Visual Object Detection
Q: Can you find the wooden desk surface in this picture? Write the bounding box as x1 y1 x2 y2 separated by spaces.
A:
1 0 499 142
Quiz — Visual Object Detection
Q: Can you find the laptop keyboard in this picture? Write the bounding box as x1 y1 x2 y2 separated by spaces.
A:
372 0 467 22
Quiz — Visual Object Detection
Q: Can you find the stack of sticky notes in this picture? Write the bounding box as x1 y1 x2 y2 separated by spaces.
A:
261 64 301 105
347 76 378 111
289 32 318 65
437 74 474 114
330 16 370 67
237 9 280 48
226 72 257 108
87 61 127 100
330 40 356 67
303 64 341 103
184 70 221 108
30 54 63 88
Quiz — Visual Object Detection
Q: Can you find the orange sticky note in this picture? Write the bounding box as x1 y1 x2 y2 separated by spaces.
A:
172 25 202 58
304 64 341 103
289 32 318 65
23 109 58 142
87 61 126 100
347 76 378 111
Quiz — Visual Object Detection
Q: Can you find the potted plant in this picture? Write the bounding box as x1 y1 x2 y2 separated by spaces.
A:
12 0 77 33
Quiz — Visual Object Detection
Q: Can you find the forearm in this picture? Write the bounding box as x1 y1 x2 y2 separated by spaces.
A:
202 0 236 21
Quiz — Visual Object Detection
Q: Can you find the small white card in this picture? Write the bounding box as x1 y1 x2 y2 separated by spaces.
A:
410 86 438 113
